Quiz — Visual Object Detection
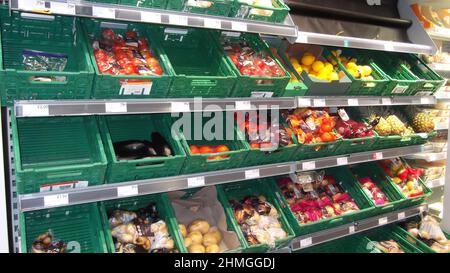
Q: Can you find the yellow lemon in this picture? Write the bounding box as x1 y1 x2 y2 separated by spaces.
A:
329 71 339 81
301 54 315 66
346 61 358 70
289 57 300 66
348 68 360 78
301 64 310 74
295 66 303 74
324 62 334 73
312 60 325 73
362 65 373 77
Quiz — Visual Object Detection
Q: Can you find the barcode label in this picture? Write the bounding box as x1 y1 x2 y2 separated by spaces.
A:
313 99 326 107
169 15 188 26
381 98 392 105
51 2 76 15
297 98 311 107
398 212 406 220
120 83 152 95
347 98 359 106
373 152 383 160
105 102 127 113
349 225 355 234
392 85 408 94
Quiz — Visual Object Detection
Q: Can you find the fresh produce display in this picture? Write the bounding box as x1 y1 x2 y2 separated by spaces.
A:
235 112 293 149
373 240 405 253
403 215 450 253
282 108 340 145
230 195 287 246
189 144 230 160
289 52 342 81
334 109 375 139
328 50 375 81
356 177 389 206
404 106 435 133
31 231 66 253
180 219 223 253
364 107 415 137
379 159 424 198
108 203 178 253
238 0 278 17
113 132 173 160
277 173 359 224
223 39 285 79
91 28 163 76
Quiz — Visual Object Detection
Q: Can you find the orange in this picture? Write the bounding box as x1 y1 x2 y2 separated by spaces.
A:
199 146 213 154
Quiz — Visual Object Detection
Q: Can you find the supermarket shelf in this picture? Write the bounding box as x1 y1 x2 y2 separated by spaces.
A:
435 121 449 130
13 96 437 117
434 90 450 100
290 204 427 251
404 151 447 161
8 0 297 37
427 177 445 188
18 144 433 212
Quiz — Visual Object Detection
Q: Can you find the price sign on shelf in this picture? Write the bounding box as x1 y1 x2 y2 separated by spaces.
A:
378 217 388 226
336 157 348 166
297 98 311 107
169 15 188 26
204 18 221 29
117 185 139 197
231 22 247 32
245 169 260 179
300 237 312 248
302 161 316 171
141 12 162 24
105 102 127 113
398 212 406 220
349 225 355 234
22 104 49 117
171 102 190 112
51 2 76 15
381 98 392 105
384 42 394 51
44 193 69 207
347 98 359 106
19 0 46 11
92 6 116 19
188 176 205 188
373 152 383 160
313 99 326 107
235 101 252 111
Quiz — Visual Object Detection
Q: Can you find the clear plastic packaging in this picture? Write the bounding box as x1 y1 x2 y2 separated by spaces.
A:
23 49 68 72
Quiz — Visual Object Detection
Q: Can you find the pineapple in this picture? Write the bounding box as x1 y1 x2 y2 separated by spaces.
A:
369 115 391 136
386 115 407 135
412 112 434 133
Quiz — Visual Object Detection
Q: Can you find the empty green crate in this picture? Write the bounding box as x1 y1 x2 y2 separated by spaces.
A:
349 163 410 214
231 0 290 23
167 0 233 16
12 112 107 194
296 234 378 253
99 193 186 253
271 167 374 237
216 180 295 253
216 32 290 97
176 112 250 174
0 10 94 106
81 19 173 99
282 81 308 97
150 26 237 98
327 48 390 96
19 203 108 253
99 114 186 183
363 226 424 253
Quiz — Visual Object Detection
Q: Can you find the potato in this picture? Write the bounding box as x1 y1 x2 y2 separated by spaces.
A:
188 244 206 253
205 244 220 253
207 227 222 243
189 219 210 234
184 237 193 248
187 231 203 245
179 224 187 238
202 233 219 246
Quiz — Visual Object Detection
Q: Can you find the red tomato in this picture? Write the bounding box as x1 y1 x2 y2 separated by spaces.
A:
123 65 138 75
254 59 265 69
199 146 213 154
146 57 159 67
321 124 332 133
141 50 152 59
272 66 285 77
153 65 163 75
239 67 251 76
229 54 239 66
94 49 108 62
117 58 132 67
112 44 125 53
138 38 149 50
102 28 115 40
215 145 230 153
125 30 138 39
250 143 260 149
321 132 334 142
189 145 200 154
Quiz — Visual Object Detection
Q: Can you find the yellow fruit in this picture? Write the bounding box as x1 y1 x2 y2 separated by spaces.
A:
189 219 210 234
317 71 329 80
203 233 219 246
323 62 333 72
312 61 325 73
304 52 314 56
184 237 192 248
339 56 348 64
348 68 360 78
346 61 358 70
392 177 402 184
205 244 220 253
301 54 316 66
188 244 206 253
301 65 310 74
361 65 373 77
289 57 299 66
295 66 303 74
329 71 339 81
187 231 203 245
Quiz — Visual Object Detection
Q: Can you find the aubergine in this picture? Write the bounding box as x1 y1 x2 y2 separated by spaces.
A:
151 132 173 156
114 140 155 160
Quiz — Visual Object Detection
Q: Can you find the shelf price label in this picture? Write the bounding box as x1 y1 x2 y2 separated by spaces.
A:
51 2 76 15
398 212 406 220
381 98 392 105
22 104 49 117
313 99 326 107
297 98 311 107
235 101 251 111
245 169 260 179
378 217 388 226
231 22 247 32
105 102 127 113
384 42 394 51
171 102 190 112
421 97 433 104
300 237 312 248
44 193 69 208
204 18 221 29
117 185 139 197
19 0 46 11
347 98 359 106
296 34 308 44
141 12 162 24
349 225 356 234
169 15 188 26
372 152 383 160
302 161 316 171
188 176 205 188
336 157 348 166
92 6 116 19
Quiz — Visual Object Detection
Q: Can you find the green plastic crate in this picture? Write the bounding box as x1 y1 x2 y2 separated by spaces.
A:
363 226 424 253
19 203 108 253
12 112 108 194
168 188 244 253
150 26 237 98
378 158 432 206
349 163 410 214
282 81 308 97
216 32 290 97
99 193 186 253
216 180 295 253
370 51 422 96
88 0 167 8
271 167 374 237
326 48 390 96
293 139 342 161
176 112 250 174
167 0 233 16
296 234 379 253
81 19 173 99
99 114 186 183
0 10 94 106
230 0 290 23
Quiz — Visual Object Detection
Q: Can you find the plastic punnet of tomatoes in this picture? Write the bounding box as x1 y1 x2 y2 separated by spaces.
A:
282 108 342 160
234 111 297 166
83 19 172 99
218 32 290 97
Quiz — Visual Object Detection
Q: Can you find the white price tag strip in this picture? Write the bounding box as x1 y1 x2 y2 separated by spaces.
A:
169 15 188 26
117 185 139 197
20 0 46 10
381 98 392 105
300 237 312 248
297 98 311 107
235 101 251 111
336 157 348 166
187 176 205 188
296 34 308 44
349 225 355 234
231 22 247 32
378 217 388 226
93 7 116 19
373 152 383 160
347 98 359 106
384 42 394 51
44 193 69 207
22 104 49 117
51 2 76 15
105 102 127 113
245 169 260 179
313 99 326 107
398 212 406 220
141 12 162 24
171 102 190 112
204 18 221 29
302 161 316 171
421 97 432 104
